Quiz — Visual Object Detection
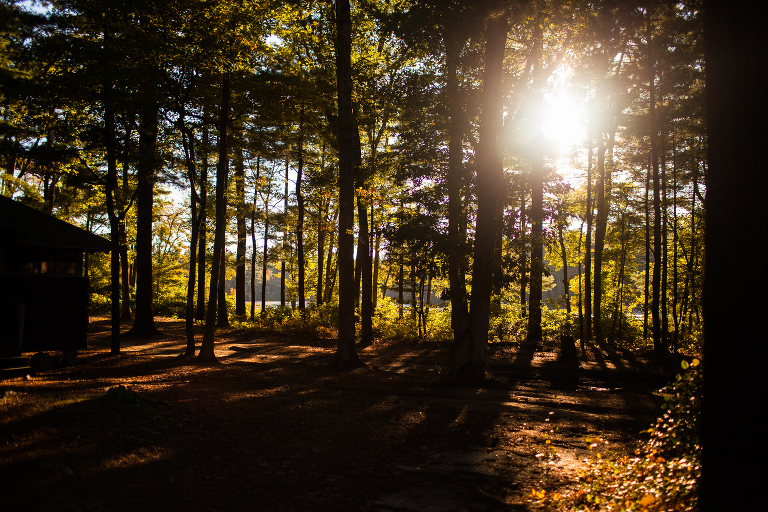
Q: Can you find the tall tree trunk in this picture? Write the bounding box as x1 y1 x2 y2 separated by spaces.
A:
558 220 570 316
398 243 404 318
250 210 256 319
661 145 669 350
381 259 391 299
128 101 160 336
611 213 627 340
324 212 337 303
644 154 650 341
316 204 326 307
701 2 768 509
648 7 663 362
527 149 544 342
577 222 585 351
584 141 593 340
372 225 381 310
262 212 270 312
410 262 418 329
296 107 306 316
217 247 228 326
592 139 608 343
199 75 230 361
680 156 699 336
333 0 360 368
527 17 544 343
446 30 469 337
181 125 201 357
195 121 209 321
519 191 527 316
357 193 372 344
104 101 121 353
672 137 679 352
118 224 131 322
452 15 509 378
235 147 246 317
119 119 132 321
250 154 260 320
281 158 288 307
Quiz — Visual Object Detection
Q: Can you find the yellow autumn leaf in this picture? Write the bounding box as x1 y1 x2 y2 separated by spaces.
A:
639 494 656 506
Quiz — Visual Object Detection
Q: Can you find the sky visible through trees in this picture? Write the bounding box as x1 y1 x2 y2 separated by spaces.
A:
1 0 705 371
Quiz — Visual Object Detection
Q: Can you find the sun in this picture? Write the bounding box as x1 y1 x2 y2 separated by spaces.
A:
541 86 586 156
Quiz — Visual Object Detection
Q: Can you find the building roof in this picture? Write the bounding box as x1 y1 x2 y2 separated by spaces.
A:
0 195 115 251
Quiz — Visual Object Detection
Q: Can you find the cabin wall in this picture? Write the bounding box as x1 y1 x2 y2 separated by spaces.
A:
0 275 89 356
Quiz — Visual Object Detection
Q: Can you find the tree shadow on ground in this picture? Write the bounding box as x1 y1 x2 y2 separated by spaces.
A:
1 318 670 512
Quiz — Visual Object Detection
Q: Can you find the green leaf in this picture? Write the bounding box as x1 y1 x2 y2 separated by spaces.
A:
681 360 689 370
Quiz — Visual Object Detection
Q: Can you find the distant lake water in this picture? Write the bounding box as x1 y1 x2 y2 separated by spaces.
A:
247 301 287 308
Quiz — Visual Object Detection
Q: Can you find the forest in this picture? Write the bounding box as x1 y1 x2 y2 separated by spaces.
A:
2 0 763 511
0 0 704 364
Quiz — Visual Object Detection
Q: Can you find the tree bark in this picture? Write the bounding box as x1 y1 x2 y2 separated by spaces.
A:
672 138 679 352
195 121 209 322
296 107 306 316
577 222 584 350
398 238 404 318
558 220 570 316
527 149 544 342
519 191 527 316
527 17 544 344
334 0 361 368
119 118 132 321
119 222 131 320
216 247 228 327
235 147 246 317
644 154 650 341
648 6 663 361
584 141 593 340
104 102 121 353
281 158 288 307
446 30 469 337
262 212 270 312
357 193 372 344
324 211 337 303
128 101 160 336
372 222 381 310
316 203 326 307
250 154 260 320
592 139 608 343
181 124 201 357
452 14 509 379
199 74 230 361
661 145 669 350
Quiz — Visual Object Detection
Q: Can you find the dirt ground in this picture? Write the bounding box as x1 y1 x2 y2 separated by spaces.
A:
0 317 675 511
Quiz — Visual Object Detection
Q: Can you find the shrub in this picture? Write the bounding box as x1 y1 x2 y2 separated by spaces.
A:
489 301 527 343
88 292 111 314
422 305 452 341
154 283 188 318
540 359 701 511
372 296 417 340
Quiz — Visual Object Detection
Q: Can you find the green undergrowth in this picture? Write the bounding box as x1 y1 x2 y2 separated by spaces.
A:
534 359 701 511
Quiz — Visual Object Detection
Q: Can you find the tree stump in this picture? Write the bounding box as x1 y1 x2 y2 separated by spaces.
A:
558 334 579 366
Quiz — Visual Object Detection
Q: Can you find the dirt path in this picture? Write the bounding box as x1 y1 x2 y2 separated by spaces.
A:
0 317 672 511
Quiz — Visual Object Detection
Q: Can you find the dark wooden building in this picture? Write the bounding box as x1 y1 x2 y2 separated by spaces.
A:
0 195 115 357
